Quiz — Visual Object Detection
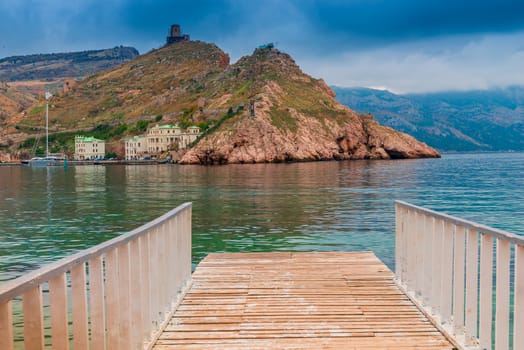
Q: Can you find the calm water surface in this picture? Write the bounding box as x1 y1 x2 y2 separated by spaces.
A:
1 152 523 282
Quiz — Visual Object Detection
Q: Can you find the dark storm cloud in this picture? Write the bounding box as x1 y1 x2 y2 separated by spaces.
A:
309 0 524 40
3 0 524 56
61 1 231 50
0 0 235 56
128 0 524 46
1 0 524 92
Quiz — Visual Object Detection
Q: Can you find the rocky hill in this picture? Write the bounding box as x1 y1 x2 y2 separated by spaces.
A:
2 41 439 163
0 46 140 139
333 87 524 151
179 48 439 164
0 46 139 82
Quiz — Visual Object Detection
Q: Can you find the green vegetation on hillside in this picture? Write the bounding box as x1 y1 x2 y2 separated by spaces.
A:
17 121 141 156
189 107 242 148
236 81 253 95
270 106 297 132
29 105 46 115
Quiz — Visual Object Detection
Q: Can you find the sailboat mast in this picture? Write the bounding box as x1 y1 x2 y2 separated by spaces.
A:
46 102 49 157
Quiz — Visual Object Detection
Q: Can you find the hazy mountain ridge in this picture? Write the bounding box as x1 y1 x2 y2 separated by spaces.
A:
0 46 139 81
332 86 524 151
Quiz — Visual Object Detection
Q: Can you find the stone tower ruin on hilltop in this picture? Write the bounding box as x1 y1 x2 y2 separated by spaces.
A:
166 24 190 45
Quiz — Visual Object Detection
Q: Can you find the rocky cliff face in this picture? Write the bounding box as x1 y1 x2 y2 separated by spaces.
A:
180 49 439 164
180 113 439 164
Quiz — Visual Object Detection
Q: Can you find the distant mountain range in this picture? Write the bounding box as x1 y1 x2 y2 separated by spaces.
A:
332 86 524 151
0 46 139 81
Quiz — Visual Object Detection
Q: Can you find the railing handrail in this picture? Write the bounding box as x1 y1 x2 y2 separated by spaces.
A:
396 200 524 245
0 202 192 304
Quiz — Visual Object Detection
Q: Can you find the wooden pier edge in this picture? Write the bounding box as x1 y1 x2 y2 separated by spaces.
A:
395 280 464 350
145 279 194 350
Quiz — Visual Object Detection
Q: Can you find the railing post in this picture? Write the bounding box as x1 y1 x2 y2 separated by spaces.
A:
495 238 510 350
149 227 161 330
423 214 434 306
159 220 169 313
71 262 89 350
118 243 132 350
172 213 184 299
452 225 466 335
440 221 454 325
185 204 193 281
0 301 13 350
479 233 493 350
49 273 69 350
105 248 120 350
89 255 106 350
415 212 425 297
406 209 416 291
130 238 143 349
431 218 443 316
395 203 402 281
401 208 409 285
465 228 479 343
403 209 410 286
139 234 152 344
23 286 44 350
514 244 524 350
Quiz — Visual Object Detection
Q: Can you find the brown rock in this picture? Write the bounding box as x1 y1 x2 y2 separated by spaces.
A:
180 96 439 164
317 79 336 98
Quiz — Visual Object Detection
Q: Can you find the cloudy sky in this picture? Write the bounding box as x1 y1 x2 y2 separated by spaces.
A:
1 0 523 93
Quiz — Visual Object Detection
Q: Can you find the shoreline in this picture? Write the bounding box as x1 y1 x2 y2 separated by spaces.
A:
0 159 170 166
2 150 523 167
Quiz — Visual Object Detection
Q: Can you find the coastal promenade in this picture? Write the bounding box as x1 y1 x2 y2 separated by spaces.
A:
1 201 522 349
0 159 170 166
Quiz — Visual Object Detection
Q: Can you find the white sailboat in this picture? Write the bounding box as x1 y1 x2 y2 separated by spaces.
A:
27 92 65 166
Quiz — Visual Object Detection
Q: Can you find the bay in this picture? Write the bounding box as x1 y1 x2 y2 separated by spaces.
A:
0 152 523 282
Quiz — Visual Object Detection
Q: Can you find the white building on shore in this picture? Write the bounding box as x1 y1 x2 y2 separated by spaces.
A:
74 136 105 160
122 124 201 159
145 124 201 154
124 135 147 160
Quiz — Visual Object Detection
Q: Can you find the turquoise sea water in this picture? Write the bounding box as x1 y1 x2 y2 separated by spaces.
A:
0 152 523 282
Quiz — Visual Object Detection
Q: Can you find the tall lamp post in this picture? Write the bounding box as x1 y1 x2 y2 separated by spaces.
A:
44 92 52 157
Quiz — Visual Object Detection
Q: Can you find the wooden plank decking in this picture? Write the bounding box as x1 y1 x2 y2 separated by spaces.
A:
153 252 455 350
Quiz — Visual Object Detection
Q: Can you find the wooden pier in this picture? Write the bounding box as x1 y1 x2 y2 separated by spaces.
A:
153 252 454 349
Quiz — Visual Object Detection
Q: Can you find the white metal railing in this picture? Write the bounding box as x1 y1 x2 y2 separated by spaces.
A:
395 201 524 350
0 202 192 350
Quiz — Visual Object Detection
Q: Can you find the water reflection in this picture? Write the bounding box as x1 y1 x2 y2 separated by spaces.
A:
1 153 523 281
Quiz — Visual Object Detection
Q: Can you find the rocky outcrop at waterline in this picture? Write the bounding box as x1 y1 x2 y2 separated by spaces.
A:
179 113 439 164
